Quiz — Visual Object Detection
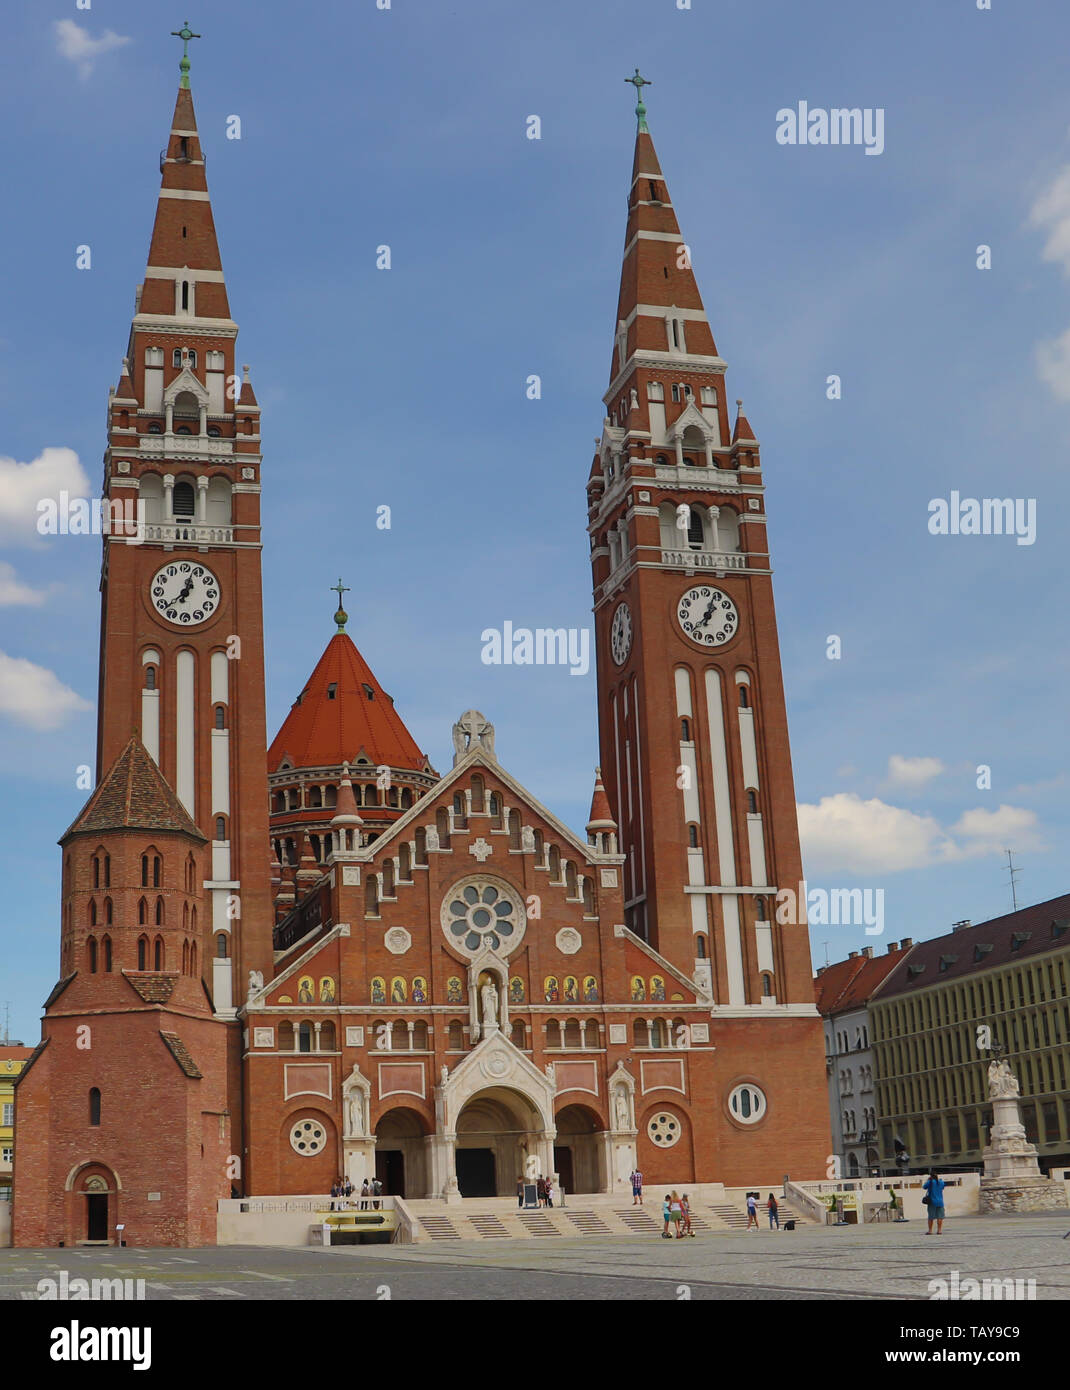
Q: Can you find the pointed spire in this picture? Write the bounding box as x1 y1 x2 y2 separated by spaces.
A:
331 578 351 633
113 358 136 404
732 398 756 444
60 736 205 843
624 68 653 134
238 364 258 406
586 767 617 832
332 763 364 827
170 21 201 91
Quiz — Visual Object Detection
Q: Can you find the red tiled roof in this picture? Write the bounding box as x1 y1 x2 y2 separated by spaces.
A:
268 632 429 775
125 973 179 1005
60 737 205 843
159 1031 202 1079
814 947 910 1014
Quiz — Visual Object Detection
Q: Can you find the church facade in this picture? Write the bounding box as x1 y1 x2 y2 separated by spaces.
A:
14 58 830 1247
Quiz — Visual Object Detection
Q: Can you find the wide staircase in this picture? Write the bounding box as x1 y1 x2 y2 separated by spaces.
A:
402 1186 820 1243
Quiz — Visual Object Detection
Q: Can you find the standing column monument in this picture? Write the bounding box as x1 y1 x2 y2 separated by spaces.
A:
979 1054 1068 1214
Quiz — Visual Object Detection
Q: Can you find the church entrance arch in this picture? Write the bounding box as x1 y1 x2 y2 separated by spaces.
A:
374 1107 428 1200
554 1104 605 1195
65 1162 120 1246
455 1087 545 1198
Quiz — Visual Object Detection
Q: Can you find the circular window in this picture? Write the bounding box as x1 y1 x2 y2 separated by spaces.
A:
440 876 526 958
728 1084 767 1125
647 1112 682 1147
289 1118 327 1156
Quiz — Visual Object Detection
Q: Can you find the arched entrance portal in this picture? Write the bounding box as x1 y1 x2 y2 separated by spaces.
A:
65 1162 120 1246
455 1088 545 1198
554 1104 605 1195
374 1107 428 1200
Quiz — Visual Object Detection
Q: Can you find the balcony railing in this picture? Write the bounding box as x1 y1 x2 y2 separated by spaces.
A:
660 549 746 570
141 522 234 544
139 434 234 458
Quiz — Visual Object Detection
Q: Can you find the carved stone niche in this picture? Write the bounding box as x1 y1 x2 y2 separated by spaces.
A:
342 1063 372 1139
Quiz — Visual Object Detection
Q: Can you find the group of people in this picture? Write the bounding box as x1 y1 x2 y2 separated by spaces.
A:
329 1175 384 1211
745 1192 780 1229
660 1191 696 1237
516 1175 555 1208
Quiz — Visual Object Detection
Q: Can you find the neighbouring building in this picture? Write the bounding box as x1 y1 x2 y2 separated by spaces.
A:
0 1047 33 1201
815 942 913 1177
14 49 831 1247
870 896 1070 1174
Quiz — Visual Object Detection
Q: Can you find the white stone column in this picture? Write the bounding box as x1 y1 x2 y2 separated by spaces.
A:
674 435 684 468
163 473 175 522
196 476 208 523
708 505 720 554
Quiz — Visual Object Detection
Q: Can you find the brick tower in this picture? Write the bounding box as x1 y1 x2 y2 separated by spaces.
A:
587 78 826 1094
94 58 273 999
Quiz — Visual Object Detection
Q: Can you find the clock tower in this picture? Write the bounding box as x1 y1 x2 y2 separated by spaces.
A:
96 66 273 998
588 78 818 1017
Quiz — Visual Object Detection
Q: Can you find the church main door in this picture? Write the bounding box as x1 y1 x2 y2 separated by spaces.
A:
86 1193 108 1242
456 1148 496 1198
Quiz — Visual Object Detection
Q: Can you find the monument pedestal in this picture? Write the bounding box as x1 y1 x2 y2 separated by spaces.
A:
979 1082 1069 1214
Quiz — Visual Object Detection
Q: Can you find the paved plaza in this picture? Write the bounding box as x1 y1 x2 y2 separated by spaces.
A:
2 1211 1067 1301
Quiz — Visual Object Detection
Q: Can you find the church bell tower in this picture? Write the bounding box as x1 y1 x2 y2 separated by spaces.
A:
95 34 273 998
588 74 817 1015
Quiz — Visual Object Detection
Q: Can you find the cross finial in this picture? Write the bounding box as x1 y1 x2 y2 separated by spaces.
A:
331 578 351 632
171 20 201 89
625 68 652 132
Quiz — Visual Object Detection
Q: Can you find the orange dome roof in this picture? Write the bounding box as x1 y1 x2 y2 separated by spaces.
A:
268 632 430 775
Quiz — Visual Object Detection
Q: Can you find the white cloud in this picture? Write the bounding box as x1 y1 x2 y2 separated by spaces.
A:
1035 325 1070 402
1030 165 1070 276
950 804 1045 855
0 447 91 546
0 562 45 607
798 793 1043 875
52 19 130 79
0 651 91 731
886 754 944 789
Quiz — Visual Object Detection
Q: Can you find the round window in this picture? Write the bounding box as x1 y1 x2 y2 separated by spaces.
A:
647 1112 682 1147
440 877 526 958
289 1118 327 1156
728 1084 767 1125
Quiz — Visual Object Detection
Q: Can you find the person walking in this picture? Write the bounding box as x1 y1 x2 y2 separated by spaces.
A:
517 1175 524 1209
360 1178 370 1210
536 1174 547 1208
767 1193 779 1230
372 1176 383 1210
680 1193 695 1237
661 1193 673 1238
922 1169 946 1235
329 1179 340 1212
544 1176 554 1209
630 1168 644 1206
746 1192 759 1229
669 1190 685 1237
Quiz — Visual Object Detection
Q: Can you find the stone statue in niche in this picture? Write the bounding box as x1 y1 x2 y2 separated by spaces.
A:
525 1153 538 1182
614 1090 630 1132
521 826 536 853
347 1089 365 1138
246 969 263 1001
426 826 440 851
480 979 499 1031
440 1064 449 1088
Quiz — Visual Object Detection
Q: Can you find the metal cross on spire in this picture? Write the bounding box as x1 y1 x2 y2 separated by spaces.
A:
171 20 201 90
625 68 652 133
331 578 351 632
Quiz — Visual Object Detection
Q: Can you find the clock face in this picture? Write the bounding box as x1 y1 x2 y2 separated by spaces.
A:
610 602 633 665
150 561 220 626
677 585 739 648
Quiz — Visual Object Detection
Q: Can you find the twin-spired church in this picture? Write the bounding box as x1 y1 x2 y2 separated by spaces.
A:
14 53 831 1246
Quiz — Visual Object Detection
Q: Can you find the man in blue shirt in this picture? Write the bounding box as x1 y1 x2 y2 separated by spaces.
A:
923 1169 946 1234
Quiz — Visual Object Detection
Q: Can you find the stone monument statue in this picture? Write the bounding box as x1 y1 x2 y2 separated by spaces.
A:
347 1089 365 1138
452 709 495 765
246 969 263 1002
614 1090 630 1132
979 1052 1068 1214
988 1057 1020 1099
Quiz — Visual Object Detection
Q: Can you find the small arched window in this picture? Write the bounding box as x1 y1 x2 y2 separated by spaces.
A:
152 937 163 970
761 973 774 996
680 718 690 741
88 937 98 973
298 1022 313 1054
655 454 668 466
155 897 164 925
739 686 749 708
215 816 226 840
103 936 112 972
92 856 100 889
104 897 112 924
214 705 225 729
137 936 148 970
207 426 221 437
138 897 147 925
172 482 195 518
687 824 699 848
182 940 190 974
89 900 97 927
153 855 162 888
755 895 768 922
148 421 163 434
686 508 704 549
747 791 758 814
141 854 149 887
216 933 228 959
89 1088 101 1127
696 934 707 959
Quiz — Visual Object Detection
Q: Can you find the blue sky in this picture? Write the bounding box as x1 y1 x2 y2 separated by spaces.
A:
2 0 1070 1039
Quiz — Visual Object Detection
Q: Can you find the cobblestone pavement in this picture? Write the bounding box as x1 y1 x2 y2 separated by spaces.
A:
2 1212 1067 1300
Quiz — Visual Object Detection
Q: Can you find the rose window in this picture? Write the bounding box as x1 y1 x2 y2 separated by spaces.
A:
441 877 526 958
647 1113 682 1148
289 1118 327 1156
728 1084 767 1125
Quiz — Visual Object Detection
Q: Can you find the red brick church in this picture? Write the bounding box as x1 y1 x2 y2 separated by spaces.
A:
14 54 830 1246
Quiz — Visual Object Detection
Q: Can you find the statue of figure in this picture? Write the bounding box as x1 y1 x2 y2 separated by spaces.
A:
525 1153 538 1182
988 1057 1020 1100
426 826 440 851
480 979 499 1029
544 1062 555 1086
246 969 263 1001
521 826 536 853
440 1064 449 1088
614 1090 630 1131
347 1089 364 1138
629 387 639 411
